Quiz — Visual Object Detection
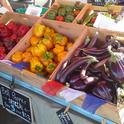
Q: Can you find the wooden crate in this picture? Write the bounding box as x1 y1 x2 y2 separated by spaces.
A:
50 27 124 124
75 4 123 25
42 0 90 23
3 19 85 86
0 12 40 59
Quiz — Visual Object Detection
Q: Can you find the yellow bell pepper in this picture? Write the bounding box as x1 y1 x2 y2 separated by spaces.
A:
53 33 68 46
44 27 55 37
46 62 56 74
57 51 68 62
30 36 40 46
66 42 73 51
33 24 46 37
53 44 64 55
30 57 43 73
22 51 32 62
41 58 53 67
40 51 54 66
11 51 23 63
26 46 33 52
41 38 53 50
37 43 47 52
31 44 47 57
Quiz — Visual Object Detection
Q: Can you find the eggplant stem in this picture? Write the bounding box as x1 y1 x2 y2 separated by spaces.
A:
108 45 123 63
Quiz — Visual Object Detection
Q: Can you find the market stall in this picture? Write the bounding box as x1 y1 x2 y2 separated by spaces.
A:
0 1 124 124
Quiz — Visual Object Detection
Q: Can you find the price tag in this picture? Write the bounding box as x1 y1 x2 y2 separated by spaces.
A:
25 5 42 16
59 88 85 102
0 84 33 123
87 0 105 6
56 108 73 124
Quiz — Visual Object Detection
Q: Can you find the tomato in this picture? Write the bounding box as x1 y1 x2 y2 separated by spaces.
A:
56 16 64 21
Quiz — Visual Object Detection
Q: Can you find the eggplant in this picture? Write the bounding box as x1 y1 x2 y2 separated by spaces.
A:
74 38 91 57
92 81 115 102
59 56 98 83
101 71 114 83
68 74 81 84
94 57 109 69
80 63 89 80
84 76 98 85
70 80 87 91
82 47 108 57
55 60 70 81
87 32 99 48
108 45 124 84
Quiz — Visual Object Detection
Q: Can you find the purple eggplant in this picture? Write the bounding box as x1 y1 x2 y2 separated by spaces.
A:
92 81 114 102
70 80 87 91
82 47 108 57
108 45 124 84
59 56 98 83
87 32 99 48
84 76 98 85
55 60 70 81
69 74 81 84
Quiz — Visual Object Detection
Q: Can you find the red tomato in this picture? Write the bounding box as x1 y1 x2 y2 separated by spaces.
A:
56 16 64 21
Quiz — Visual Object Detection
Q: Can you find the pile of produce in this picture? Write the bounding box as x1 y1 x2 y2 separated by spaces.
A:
11 23 73 77
78 10 119 26
0 21 31 59
46 2 83 22
55 33 124 103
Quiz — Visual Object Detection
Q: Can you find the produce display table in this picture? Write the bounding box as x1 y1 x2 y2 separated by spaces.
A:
0 1 124 124
0 70 116 124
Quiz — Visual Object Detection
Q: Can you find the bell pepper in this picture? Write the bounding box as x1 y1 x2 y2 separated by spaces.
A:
65 6 74 14
30 36 40 46
57 51 67 62
47 10 57 20
37 43 47 52
31 44 47 57
54 33 68 46
66 42 73 51
65 14 75 22
33 24 46 37
42 51 54 60
26 46 33 52
73 10 81 16
0 47 5 53
56 16 64 21
41 38 53 50
53 44 64 55
22 51 32 62
11 51 23 63
58 8 66 16
44 27 55 37
40 51 54 66
46 62 56 74
30 57 43 73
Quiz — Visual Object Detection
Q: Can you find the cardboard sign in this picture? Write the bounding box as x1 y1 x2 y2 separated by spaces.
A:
0 84 32 123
